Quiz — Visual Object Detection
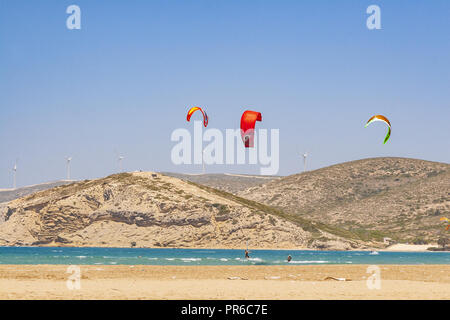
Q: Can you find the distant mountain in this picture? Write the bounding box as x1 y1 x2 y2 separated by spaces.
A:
238 158 450 243
0 181 75 204
0 172 364 249
161 173 279 194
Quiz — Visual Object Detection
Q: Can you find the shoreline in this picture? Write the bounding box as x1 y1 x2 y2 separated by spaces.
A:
0 244 443 252
0 264 448 299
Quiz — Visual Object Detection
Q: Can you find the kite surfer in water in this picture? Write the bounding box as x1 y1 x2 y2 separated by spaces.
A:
287 255 292 263
244 240 251 259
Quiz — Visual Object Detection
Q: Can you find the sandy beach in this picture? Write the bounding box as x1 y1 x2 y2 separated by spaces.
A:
381 244 439 252
0 265 448 300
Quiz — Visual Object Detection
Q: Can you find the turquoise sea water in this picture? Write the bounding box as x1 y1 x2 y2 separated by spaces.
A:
0 247 449 265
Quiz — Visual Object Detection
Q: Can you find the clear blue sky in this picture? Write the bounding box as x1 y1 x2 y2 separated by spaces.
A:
1 0 449 187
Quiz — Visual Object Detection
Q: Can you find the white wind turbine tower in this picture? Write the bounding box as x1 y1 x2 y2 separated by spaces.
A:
65 157 72 180
114 149 125 173
302 152 309 172
12 160 17 189
118 155 125 173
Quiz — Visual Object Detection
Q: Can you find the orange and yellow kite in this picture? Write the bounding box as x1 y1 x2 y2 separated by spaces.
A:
365 115 391 144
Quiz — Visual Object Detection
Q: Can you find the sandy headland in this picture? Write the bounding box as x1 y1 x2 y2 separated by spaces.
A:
0 265 449 300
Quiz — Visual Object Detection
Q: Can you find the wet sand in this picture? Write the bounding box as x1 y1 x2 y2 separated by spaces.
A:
0 265 449 299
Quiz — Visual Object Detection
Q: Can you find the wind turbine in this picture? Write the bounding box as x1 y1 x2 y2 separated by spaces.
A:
65 157 72 180
12 160 17 189
118 155 125 172
302 152 309 172
114 149 125 173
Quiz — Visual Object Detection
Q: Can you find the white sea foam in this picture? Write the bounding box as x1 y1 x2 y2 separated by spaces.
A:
288 260 328 264
235 257 262 262
181 258 201 262
247 258 262 262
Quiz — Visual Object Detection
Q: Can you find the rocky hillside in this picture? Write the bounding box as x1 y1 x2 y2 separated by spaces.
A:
0 172 365 250
239 158 450 243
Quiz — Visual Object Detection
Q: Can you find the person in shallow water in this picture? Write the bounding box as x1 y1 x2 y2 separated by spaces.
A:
287 255 292 262
245 249 250 259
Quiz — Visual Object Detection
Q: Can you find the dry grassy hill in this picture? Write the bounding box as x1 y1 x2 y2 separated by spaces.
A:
0 172 364 250
239 158 450 243
0 181 74 204
161 173 279 194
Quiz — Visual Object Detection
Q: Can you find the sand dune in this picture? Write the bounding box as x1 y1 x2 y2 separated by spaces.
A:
383 244 439 252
